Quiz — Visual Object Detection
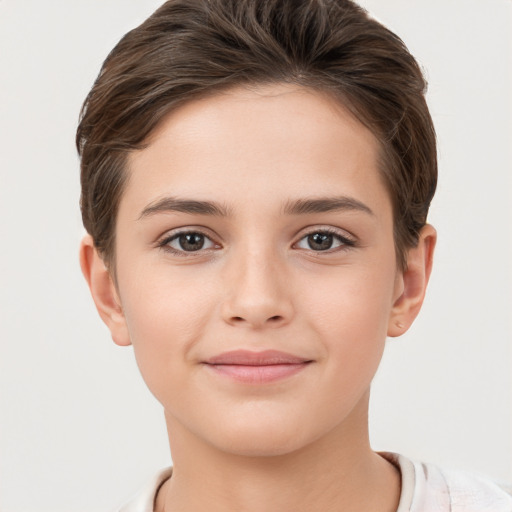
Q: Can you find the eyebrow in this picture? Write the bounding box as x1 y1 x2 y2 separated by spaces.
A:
138 197 230 219
283 196 374 216
138 195 374 220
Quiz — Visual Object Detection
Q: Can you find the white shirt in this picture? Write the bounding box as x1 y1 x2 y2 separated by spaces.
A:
382 453 512 511
118 453 512 511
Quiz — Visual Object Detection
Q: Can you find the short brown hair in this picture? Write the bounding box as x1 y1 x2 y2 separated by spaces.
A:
77 0 437 270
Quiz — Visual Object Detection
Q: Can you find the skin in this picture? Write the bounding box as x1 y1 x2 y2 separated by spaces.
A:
81 84 436 512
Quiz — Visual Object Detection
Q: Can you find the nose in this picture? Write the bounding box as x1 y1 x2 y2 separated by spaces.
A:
220 248 294 329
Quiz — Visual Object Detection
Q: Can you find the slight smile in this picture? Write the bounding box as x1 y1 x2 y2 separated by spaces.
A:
203 350 314 384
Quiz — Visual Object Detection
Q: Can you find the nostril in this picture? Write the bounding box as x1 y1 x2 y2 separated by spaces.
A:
230 315 283 324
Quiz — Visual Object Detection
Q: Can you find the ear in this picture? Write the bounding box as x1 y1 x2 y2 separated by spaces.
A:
388 224 437 337
79 235 131 346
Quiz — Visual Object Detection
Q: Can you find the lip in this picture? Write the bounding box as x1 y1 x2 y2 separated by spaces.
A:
203 350 313 384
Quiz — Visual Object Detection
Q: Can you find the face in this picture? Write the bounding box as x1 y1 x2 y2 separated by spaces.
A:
111 85 404 456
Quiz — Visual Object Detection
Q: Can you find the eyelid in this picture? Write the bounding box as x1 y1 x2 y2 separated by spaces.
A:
156 226 222 254
154 224 356 255
292 225 357 251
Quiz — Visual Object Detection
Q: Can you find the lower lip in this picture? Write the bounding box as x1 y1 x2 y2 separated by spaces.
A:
205 363 310 384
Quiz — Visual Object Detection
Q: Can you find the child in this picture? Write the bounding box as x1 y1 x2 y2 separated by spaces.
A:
76 0 512 510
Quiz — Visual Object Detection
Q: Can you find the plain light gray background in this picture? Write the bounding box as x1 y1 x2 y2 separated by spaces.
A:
0 1 511 511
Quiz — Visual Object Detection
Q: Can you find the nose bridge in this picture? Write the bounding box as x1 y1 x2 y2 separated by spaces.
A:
221 238 293 328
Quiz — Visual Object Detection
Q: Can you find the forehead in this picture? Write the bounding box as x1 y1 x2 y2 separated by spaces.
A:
123 84 389 217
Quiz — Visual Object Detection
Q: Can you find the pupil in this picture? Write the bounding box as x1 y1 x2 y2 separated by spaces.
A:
308 233 333 251
180 233 204 251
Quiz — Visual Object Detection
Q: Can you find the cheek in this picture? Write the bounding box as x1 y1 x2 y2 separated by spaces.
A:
121 260 216 333
305 285 391 428
298 261 397 383
301 264 396 339
117 266 217 399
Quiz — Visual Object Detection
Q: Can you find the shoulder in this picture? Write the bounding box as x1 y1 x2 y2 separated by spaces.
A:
117 468 173 512
441 467 512 512
382 453 512 512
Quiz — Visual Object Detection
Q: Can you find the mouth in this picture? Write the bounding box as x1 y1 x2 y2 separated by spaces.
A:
203 350 313 384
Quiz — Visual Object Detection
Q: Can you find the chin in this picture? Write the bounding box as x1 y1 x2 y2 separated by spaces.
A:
205 416 321 458
222 435 307 458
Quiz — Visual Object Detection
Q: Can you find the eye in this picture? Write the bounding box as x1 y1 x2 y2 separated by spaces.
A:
161 231 217 253
295 230 355 252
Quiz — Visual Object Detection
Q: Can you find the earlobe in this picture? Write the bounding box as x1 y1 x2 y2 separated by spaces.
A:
388 224 437 337
79 235 132 346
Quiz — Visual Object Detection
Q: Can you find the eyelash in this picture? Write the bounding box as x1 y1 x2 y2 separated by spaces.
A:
157 229 219 257
294 227 356 253
157 227 356 256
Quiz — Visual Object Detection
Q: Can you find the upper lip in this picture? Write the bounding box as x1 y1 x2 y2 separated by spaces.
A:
205 350 312 366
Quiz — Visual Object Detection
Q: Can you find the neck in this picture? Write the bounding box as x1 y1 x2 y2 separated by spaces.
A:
157 394 400 512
